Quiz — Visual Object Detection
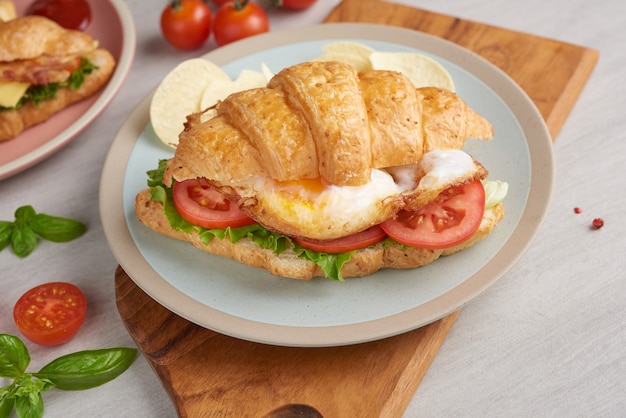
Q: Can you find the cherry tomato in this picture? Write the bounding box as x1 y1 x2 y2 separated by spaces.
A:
274 0 317 9
26 0 91 31
173 179 256 229
213 0 270 47
381 180 485 250
161 0 212 50
13 282 87 346
293 226 387 254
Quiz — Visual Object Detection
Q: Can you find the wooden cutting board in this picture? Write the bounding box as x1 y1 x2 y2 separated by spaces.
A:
115 0 598 416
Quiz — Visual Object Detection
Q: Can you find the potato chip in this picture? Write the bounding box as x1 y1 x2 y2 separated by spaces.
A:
313 52 373 72
369 51 455 91
234 69 268 90
260 63 274 81
322 41 375 59
313 41 374 72
150 58 230 147
200 68 267 110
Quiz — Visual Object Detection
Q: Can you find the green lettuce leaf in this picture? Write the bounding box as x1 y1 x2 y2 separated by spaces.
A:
145 161 352 280
1 57 98 111
482 179 509 210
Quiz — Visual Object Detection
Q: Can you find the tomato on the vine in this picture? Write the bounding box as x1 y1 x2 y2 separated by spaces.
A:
161 0 212 50
26 0 91 30
13 282 87 346
211 0 232 5
381 180 486 250
213 0 270 47
270 0 317 9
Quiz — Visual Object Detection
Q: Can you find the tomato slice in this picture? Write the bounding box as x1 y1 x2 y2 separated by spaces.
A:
293 225 387 254
64 56 82 73
173 178 256 229
13 282 87 346
381 180 485 250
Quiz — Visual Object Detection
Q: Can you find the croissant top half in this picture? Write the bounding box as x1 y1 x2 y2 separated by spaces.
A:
168 61 493 187
0 16 96 62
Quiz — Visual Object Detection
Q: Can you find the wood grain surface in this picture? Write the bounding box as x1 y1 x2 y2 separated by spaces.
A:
325 0 598 140
115 0 598 416
116 267 459 417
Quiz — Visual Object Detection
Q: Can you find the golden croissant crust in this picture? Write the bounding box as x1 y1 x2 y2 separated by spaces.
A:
0 16 96 62
166 61 493 187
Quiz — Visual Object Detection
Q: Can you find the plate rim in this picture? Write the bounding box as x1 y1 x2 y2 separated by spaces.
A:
100 22 554 347
0 0 136 180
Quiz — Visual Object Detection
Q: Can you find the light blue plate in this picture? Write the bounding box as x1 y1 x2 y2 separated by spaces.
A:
100 23 553 347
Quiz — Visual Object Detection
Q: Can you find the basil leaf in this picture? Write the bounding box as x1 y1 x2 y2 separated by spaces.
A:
10 226 38 258
34 348 138 391
30 214 86 243
0 221 14 252
14 206 36 225
0 335 30 378
0 395 15 418
14 392 44 418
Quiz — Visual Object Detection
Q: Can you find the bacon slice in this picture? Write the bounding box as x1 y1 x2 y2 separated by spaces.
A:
0 55 82 85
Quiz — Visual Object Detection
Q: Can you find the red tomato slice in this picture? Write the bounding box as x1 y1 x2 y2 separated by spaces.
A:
64 56 81 72
293 225 387 254
13 282 87 346
381 180 485 250
173 179 256 229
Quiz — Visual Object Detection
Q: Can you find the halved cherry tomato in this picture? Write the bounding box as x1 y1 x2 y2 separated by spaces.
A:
213 0 270 47
293 225 387 254
160 0 212 50
381 180 485 250
26 0 91 30
173 179 256 229
13 282 87 346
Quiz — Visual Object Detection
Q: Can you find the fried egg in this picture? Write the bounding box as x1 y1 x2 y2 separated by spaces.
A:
227 150 486 240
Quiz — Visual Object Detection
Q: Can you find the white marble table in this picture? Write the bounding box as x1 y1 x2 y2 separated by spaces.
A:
2 0 625 416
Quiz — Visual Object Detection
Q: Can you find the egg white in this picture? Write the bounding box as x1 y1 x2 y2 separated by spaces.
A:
229 149 483 240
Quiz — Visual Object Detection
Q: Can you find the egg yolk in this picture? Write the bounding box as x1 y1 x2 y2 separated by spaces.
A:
274 177 327 202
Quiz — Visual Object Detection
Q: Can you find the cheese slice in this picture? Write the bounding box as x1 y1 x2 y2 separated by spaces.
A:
0 81 30 108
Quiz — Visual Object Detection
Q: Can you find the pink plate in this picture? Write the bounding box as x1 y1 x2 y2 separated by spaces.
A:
0 0 135 180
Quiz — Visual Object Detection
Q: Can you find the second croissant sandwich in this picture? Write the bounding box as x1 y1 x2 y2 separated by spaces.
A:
0 15 116 141
136 60 508 280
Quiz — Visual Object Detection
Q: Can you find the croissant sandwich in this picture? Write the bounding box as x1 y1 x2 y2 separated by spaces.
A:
0 15 115 141
136 60 508 280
